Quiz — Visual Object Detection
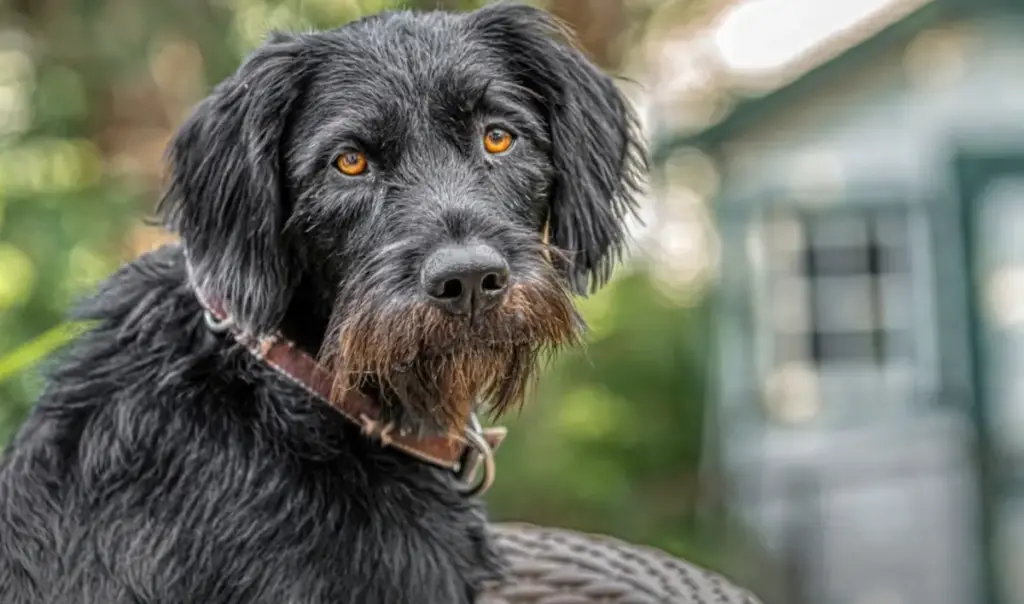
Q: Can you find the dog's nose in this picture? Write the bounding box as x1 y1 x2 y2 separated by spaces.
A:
421 244 510 316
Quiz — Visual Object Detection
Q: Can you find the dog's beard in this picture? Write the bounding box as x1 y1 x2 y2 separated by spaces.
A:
320 278 582 435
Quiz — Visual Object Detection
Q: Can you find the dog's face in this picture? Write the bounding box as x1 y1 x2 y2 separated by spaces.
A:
161 4 645 434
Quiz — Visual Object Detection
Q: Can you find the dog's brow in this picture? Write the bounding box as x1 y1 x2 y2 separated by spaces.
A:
313 111 405 160
471 83 546 138
433 77 491 122
471 80 493 112
445 79 517 120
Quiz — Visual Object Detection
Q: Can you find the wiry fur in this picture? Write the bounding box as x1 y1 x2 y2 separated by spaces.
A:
329 277 582 432
1 250 499 603
0 3 645 603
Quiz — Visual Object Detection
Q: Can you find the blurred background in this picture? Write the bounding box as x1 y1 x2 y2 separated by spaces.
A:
2 0 1023 602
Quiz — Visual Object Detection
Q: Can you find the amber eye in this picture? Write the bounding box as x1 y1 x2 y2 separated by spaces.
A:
335 151 368 176
483 127 514 154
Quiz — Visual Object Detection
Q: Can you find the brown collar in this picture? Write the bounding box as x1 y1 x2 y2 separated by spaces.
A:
191 286 507 496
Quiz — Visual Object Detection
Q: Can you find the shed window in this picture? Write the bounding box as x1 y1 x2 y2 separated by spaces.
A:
762 209 914 368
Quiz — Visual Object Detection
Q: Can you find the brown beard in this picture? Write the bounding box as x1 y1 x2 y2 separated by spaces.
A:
321 279 582 434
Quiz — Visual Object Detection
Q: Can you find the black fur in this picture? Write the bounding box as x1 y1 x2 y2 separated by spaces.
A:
0 4 645 603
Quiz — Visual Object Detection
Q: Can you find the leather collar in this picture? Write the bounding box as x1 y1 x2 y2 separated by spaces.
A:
189 280 507 496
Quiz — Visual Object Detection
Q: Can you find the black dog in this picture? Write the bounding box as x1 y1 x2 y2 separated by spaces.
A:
0 3 644 602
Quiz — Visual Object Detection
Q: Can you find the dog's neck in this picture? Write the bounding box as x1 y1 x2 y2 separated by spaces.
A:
186 266 506 496
277 275 457 437
279 276 334 358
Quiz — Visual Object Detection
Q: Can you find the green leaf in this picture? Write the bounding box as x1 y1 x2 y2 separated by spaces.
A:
0 322 90 385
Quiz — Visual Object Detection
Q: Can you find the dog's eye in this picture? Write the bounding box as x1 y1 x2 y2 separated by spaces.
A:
335 151 368 176
483 128 514 155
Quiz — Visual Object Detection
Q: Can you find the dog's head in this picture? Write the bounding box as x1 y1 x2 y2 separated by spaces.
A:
161 3 645 434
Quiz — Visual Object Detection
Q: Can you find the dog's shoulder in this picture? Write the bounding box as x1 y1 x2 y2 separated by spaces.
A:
74 242 191 325
9 243 198 439
3 243 190 441
0 245 196 602
1 243 215 487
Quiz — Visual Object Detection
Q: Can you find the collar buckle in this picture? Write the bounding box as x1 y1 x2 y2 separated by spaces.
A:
203 308 234 333
454 413 497 497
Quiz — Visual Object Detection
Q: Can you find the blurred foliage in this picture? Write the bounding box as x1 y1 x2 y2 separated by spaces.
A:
486 269 720 564
0 0 735 575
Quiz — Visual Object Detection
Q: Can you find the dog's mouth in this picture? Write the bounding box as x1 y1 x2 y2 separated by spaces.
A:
320 278 582 435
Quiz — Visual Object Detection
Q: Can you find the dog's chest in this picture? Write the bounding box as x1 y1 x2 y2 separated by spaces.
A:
47 402 501 603
147 449 500 603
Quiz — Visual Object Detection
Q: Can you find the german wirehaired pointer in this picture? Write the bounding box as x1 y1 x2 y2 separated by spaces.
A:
0 3 644 602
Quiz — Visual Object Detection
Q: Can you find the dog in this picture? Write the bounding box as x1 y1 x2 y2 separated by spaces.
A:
0 3 644 602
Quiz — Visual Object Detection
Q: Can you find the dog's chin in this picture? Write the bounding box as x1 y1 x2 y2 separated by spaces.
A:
321 281 583 435
356 345 539 436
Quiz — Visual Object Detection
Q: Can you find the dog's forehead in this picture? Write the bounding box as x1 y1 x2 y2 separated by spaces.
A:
321 13 497 82
293 15 530 154
288 12 538 172
313 11 506 98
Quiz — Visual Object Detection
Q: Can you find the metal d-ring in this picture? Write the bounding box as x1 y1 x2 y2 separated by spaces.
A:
455 414 495 497
203 309 234 334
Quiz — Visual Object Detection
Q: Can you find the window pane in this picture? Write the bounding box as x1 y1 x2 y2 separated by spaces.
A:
757 208 915 371
812 275 878 333
814 331 878 363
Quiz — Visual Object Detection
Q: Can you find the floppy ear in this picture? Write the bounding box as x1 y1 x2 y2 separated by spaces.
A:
471 3 646 294
160 33 309 335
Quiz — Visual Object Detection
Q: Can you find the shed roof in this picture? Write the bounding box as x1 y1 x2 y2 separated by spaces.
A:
649 0 998 162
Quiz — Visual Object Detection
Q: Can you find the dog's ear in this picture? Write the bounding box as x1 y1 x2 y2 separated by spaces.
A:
470 3 646 294
160 33 308 335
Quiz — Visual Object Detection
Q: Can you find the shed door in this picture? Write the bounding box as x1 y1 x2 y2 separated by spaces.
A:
959 151 1024 604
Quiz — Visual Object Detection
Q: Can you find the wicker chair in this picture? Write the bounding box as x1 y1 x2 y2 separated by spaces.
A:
480 523 764 604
